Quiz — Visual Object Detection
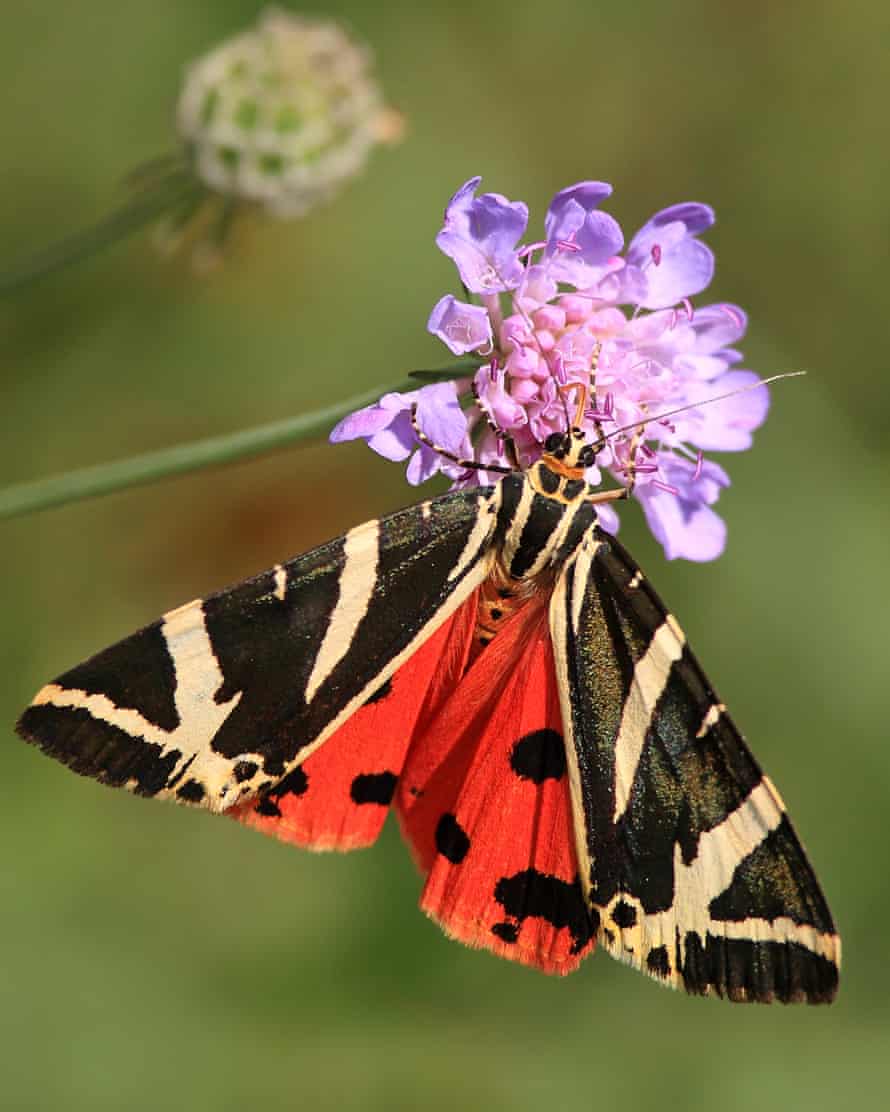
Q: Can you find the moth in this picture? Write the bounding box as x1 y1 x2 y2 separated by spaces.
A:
16 389 840 1003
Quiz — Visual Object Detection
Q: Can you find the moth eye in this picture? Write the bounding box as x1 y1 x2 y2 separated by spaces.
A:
578 445 596 468
544 433 564 453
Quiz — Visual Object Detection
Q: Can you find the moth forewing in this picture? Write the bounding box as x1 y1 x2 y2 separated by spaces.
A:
17 489 500 812
553 524 840 1002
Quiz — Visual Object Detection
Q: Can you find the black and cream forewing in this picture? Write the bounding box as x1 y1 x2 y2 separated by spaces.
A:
549 526 840 1003
17 489 501 811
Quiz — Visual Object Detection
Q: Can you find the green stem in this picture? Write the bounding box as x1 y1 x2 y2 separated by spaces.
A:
0 380 414 520
0 168 202 295
409 358 483 382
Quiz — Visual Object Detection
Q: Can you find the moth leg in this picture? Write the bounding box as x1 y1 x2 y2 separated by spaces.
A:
410 403 515 475
586 486 630 506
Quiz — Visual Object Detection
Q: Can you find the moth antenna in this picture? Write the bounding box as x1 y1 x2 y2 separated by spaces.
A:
558 381 589 428
410 403 514 475
598 371 805 447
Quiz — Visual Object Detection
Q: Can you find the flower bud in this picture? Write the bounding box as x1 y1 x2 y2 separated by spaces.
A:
176 7 401 219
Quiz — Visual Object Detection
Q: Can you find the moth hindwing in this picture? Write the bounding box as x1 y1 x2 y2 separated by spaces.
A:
16 449 839 1002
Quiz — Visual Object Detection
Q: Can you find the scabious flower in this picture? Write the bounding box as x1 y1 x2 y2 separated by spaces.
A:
177 8 401 221
332 177 769 562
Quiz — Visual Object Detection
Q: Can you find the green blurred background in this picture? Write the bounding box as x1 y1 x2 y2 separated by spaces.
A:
2 3 889 1109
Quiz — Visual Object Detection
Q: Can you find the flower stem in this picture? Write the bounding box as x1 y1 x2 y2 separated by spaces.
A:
0 166 202 296
0 380 414 520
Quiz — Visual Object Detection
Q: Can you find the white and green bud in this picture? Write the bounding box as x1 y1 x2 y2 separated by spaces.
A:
176 7 401 219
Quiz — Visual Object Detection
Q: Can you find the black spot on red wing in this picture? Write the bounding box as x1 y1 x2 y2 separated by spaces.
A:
177 779 205 803
509 729 566 784
494 869 592 954
233 760 258 783
274 766 309 798
435 813 471 864
491 921 519 944
363 678 393 706
647 946 671 977
611 900 638 929
254 764 309 818
350 771 397 806
490 608 503 620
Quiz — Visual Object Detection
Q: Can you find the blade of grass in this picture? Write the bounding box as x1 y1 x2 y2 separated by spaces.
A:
0 380 414 520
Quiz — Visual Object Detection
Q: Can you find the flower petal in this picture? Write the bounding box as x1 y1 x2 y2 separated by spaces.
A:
688 303 748 356
329 401 398 443
545 183 624 284
679 371 769 451
366 409 416 462
413 381 472 457
474 365 527 432
628 203 716 309
636 457 729 561
436 177 528 293
427 294 492 355
545 181 613 238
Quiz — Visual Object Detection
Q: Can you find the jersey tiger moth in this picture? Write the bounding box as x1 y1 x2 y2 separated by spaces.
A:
16 400 840 1004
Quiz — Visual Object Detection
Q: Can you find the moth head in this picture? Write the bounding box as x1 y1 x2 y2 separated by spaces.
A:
542 429 598 474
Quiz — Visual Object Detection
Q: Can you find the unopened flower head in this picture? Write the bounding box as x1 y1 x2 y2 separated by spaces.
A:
177 7 401 219
332 177 770 562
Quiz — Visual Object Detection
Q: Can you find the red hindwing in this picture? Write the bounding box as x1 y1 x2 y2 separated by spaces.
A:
396 600 594 974
230 596 478 851
232 590 593 974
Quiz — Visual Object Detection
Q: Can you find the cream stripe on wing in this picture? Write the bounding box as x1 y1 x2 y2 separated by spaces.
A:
636 778 787 966
600 777 839 978
715 917 840 961
695 702 726 738
612 617 686 822
549 565 594 897
32 599 247 798
570 534 601 633
447 489 500 582
304 522 380 704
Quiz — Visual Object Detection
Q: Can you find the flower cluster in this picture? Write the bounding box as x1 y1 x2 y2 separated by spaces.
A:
177 8 401 219
332 177 769 561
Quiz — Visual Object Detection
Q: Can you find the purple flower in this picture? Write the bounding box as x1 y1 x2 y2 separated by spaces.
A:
626 202 715 310
330 381 471 485
435 177 528 293
427 295 492 355
544 181 624 286
637 458 730 562
333 176 770 562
